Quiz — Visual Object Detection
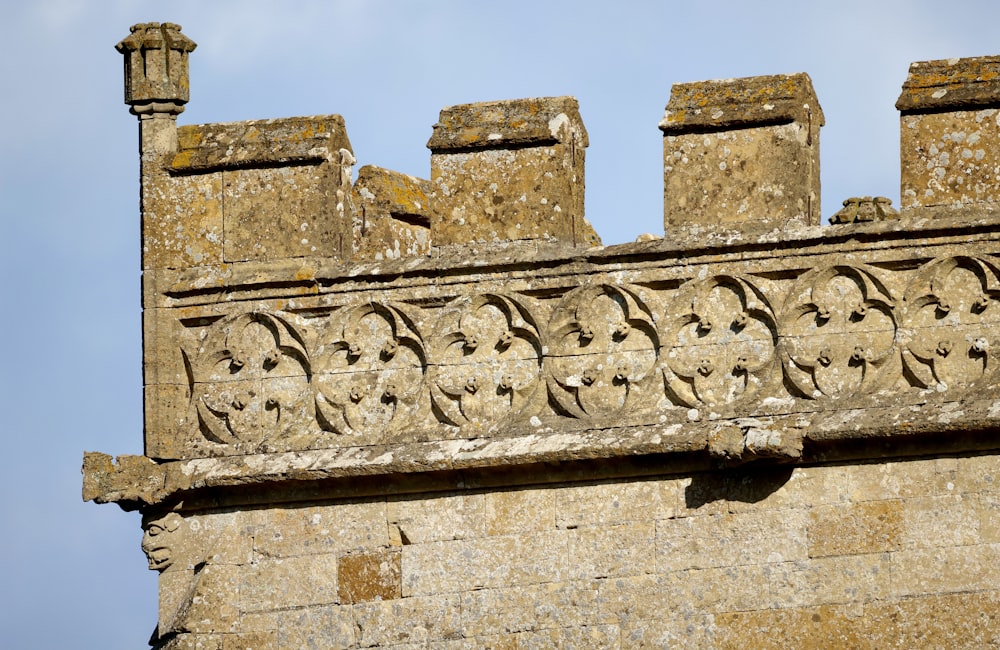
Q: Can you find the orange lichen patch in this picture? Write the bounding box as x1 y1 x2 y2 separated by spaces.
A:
169 115 351 171
170 150 194 169
355 165 433 222
176 127 204 149
661 73 822 133
897 55 1000 111
428 96 587 150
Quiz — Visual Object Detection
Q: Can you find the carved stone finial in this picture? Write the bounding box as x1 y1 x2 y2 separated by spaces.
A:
830 196 899 224
116 22 196 117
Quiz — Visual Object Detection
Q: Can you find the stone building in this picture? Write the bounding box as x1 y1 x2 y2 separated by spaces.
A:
84 22 1000 648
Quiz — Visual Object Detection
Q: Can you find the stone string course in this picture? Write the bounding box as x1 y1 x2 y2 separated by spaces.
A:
86 22 1000 649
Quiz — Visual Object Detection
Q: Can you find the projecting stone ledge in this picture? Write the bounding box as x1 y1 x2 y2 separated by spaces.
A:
85 388 1000 509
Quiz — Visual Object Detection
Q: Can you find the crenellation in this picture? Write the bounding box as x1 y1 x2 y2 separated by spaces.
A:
428 96 599 248
660 73 824 231
86 22 1000 648
899 55 1000 211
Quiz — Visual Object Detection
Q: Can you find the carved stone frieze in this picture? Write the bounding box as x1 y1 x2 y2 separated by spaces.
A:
140 235 1000 461
187 312 313 453
780 265 899 400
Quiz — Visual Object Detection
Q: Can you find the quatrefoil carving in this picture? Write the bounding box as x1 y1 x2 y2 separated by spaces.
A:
664 275 778 408
428 294 544 428
780 265 898 400
902 256 1000 391
547 284 659 419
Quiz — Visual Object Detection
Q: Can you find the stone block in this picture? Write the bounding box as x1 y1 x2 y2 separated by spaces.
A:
555 479 679 529
619 612 716 648
141 167 224 271
158 564 241 635
428 96 599 247
387 492 473 545
900 494 981 548
713 603 867 649
465 487 555 537
240 554 339 612
143 307 187 386
845 457 948 502
513 625 620 649
353 165 433 261
352 594 462 647
222 164 347 262
275 604 356 649
461 581 602 638
460 586 538 636
250 501 388 559
443 635 518 650
338 548 402 603
144 383 192 460
949 453 1000 495
401 531 570 596
660 73 823 231
808 500 903 557
980 493 1000 542
567 521 655 580
889 542 1000 597
669 565 772 614
221 631 278 650
656 509 808 572
593 573 669 624
766 555 890 608
898 55 1000 210
860 591 1000 649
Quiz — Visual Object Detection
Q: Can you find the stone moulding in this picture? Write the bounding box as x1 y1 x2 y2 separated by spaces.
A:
89 209 1000 507
659 73 824 133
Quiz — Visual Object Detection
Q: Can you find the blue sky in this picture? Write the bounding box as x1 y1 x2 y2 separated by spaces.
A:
2 1 999 647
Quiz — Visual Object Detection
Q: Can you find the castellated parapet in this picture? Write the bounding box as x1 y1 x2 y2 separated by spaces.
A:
86 23 1000 649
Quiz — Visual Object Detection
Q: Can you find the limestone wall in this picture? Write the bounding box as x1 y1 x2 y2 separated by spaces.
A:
86 23 1000 649
139 455 1000 648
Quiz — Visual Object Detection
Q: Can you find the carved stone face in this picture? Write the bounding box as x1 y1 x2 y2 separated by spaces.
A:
141 512 183 571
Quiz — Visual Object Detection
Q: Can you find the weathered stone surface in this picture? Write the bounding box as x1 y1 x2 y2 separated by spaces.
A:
429 96 599 247
338 548 402 603
829 196 899 224
126 214 1000 463
808 500 903 557
117 22 196 116
656 508 809 572
660 73 823 230
352 165 432 262
899 55 1000 210
103 453 1000 647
